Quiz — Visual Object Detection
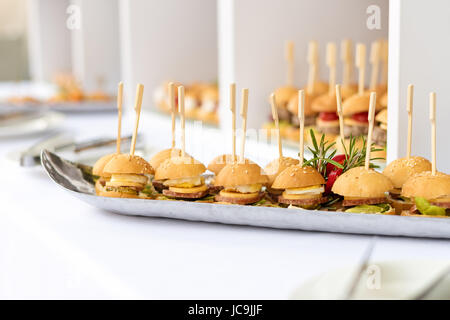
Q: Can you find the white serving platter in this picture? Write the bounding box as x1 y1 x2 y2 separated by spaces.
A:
40 150 450 239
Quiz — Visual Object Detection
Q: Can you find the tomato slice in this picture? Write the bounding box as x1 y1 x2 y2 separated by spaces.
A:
326 154 346 176
325 169 342 194
352 112 369 123
319 112 339 121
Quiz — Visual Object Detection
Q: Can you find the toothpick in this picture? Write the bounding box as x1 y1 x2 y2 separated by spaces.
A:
298 90 305 166
341 39 353 86
286 41 294 86
369 41 381 90
239 88 249 163
116 82 123 154
335 84 345 144
406 84 414 159
169 82 176 149
130 83 144 156
307 41 318 94
326 42 337 96
380 39 389 85
230 83 236 161
356 43 366 95
365 92 377 170
178 86 186 157
430 92 436 175
270 93 283 158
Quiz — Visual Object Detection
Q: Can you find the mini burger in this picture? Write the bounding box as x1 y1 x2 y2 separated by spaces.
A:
93 153 116 195
198 85 219 124
153 81 182 112
207 154 243 194
271 86 298 123
101 154 155 198
373 109 387 147
382 156 432 213
271 165 327 208
214 160 268 205
287 92 317 127
380 92 388 108
401 171 450 217
332 166 394 214
154 156 209 200
341 92 382 138
149 148 184 192
264 157 299 201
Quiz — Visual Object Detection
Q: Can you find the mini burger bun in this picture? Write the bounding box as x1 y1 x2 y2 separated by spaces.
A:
342 92 382 116
401 171 450 200
380 92 388 108
98 189 138 199
155 155 206 180
208 154 240 176
311 93 338 113
332 167 393 198
382 156 432 189
375 108 387 125
103 154 154 175
273 86 298 107
93 153 116 177
201 85 219 101
264 157 300 186
272 165 325 189
304 81 329 96
149 148 186 170
214 159 268 187
287 92 318 116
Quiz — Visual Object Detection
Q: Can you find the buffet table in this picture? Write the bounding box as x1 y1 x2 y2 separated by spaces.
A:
1 113 449 299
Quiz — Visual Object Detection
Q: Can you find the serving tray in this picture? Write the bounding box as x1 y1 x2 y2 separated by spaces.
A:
40 150 450 239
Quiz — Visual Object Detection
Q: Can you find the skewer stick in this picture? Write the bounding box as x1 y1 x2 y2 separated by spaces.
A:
230 83 236 161
369 41 381 90
335 84 345 144
326 42 337 96
239 88 249 163
307 41 318 94
130 83 144 156
298 90 305 166
168 82 176 149
406 84 414 159
356 43 366 96
341 39 353 86
365 92 377 170
430 92 436 175
116 82 123 154
178 86 186 157
286 41 295 86
380 39 389 85
270 93 283 158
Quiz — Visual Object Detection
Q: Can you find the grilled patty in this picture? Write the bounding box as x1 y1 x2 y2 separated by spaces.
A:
372 126 387 145
163 188 209 199
278 196 328 206
343 125 368 138
342 197 387 207
152 180 168 192
291 114 316 127
214 192 265 205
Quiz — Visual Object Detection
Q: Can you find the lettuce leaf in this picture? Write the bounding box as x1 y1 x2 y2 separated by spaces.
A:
345 203 392 214
414 197 446 216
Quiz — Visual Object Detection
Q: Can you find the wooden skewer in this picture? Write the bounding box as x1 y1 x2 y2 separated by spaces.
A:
307 41 318 95
335 84 345 144
239 88 249 163
356 43 366 96
270 93 283 158
169 82 176 149
430 92 436 175
406 84 414 159
130 83 144 156
298 90 305 166
178 86 186 157
380 39 389 85
286 41 295 86
230 83 236 161
116 82 123 154
341 39 353 87
326 42 337 96
369 41 381 90
365 92 377 170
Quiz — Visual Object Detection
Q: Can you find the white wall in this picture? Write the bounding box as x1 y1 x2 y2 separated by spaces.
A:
218 0 389 130
388 0 450 173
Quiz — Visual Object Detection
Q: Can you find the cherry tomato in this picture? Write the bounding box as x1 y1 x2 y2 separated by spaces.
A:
319 112 339 121
326 154 346 176
325 168 342 194
352 111 369 123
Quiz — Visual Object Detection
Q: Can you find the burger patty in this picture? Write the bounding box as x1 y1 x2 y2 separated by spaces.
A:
317 125 340 135
208 185 223 195
343 125 368 138
278 196 328 206
163 188 210 199
342 197 387 206
291 114 316 127
152 180 168 192
372 126 387 145
277 107 291 122
214 192 265 205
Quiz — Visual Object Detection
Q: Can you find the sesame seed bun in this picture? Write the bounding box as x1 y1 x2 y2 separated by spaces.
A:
149 148 185 170
332 167 393 198
154 156 206 180
201 85 218 101
401 171 450 200
375 108 387 125
342 92 382 116
272 165 325 189
287 92 318 116
380 92 388 108
103 154 154 175
207 154 240 175
383 156 432 189
214 160 268 187
273 86 298 107
98 189 139 199
341 84 358 97
264 157 300 186
304 81 329 96
93 153 116 177
312 89 356 113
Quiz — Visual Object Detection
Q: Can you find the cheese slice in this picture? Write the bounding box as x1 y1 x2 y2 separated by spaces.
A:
282 192 322 200
225 184 262 194
284 185 324 195
163 176 204 188
169 184 208 194
106 174 148 187
219 190 259 199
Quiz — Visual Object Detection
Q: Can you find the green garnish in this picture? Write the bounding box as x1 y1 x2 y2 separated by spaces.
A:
345 203 392 214
414 197 446 216
340 134 384 172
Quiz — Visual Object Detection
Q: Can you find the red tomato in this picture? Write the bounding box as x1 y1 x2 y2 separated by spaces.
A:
325 169 342 194
319 112 339 121
326 154 346 176
352 112 369 123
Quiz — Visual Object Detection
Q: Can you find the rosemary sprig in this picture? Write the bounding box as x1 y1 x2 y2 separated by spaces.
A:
340 134 384 172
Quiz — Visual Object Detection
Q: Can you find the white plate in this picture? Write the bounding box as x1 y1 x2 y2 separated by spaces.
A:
0 112 64 138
